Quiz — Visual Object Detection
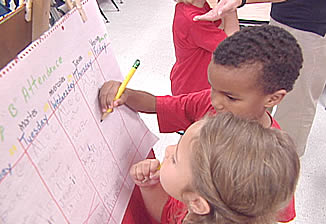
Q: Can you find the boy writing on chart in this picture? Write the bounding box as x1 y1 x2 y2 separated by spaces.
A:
130 113 300 223
196 0 326 158
99 25 303 222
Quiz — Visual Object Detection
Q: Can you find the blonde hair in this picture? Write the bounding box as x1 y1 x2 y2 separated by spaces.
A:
184 113 300 224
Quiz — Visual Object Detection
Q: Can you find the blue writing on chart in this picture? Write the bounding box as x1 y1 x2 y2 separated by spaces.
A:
92 42 107 58
18 114 48 146
50 81 76 110
0 164 12 182
73 59 93 82
89 34 108 58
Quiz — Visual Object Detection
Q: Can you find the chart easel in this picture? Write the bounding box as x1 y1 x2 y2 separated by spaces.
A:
0 0 51 69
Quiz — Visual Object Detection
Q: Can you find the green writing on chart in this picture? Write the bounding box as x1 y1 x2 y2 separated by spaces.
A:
21 57 63 103
8 103 18 118
89 34 108 57
89 33 108 47
0 126 4 142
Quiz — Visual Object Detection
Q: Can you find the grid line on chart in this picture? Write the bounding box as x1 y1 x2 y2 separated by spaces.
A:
108 125 150 219
71 63 126 224
90 44 108 82
79 43 148 223
0 1 148 223
0 109 57 184
18 140 70 223
83 202 100 224
0 40 123 222
0 41 111 185
86 192 97 220
50 40 143 223
117 108 145 157
51 95 113 218
50 40 130 223
0 147 24 185
49 44 126 220
73 65 125 177
89 41 154 223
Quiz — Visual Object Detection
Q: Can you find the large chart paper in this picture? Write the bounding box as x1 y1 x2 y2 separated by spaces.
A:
0 0 158 223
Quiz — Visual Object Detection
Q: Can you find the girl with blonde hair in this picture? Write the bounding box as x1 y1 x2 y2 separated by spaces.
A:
130 113 300 223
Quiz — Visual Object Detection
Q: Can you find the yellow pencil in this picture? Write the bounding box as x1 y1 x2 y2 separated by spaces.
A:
100 59 140 122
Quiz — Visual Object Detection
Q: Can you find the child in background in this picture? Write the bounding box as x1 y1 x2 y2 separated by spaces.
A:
100 25 303 222
130 113 300 223
170 0 239 95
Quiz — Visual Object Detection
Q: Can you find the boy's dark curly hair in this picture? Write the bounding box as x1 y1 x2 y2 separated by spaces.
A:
213 25 303 94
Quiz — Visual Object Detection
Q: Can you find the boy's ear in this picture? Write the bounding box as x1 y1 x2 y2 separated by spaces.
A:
265 89 287 108
184 192 210 215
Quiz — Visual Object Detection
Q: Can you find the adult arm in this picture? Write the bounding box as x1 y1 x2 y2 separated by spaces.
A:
223 11 240 36
194 0 287 22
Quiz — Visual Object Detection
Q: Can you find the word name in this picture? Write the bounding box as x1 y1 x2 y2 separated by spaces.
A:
89 34 107 47
49 76 66 96
18 109 37 132
72 56 83 68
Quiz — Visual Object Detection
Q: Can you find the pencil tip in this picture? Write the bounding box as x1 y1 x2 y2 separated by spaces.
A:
100 119 103 122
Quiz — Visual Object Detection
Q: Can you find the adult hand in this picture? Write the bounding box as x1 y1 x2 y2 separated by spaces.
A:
193 0 241 21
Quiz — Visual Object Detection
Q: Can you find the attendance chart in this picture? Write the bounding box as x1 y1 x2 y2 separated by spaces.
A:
0 0 158 223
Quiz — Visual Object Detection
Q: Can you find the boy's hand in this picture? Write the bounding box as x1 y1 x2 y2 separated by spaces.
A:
130 159 160 187
99 81 128 113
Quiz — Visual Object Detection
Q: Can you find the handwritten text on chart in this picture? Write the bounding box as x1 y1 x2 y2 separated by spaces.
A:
18 114 48 147
89 34 108 57
21 57 63 104
49 77 66 97
73 58 93 82
0 1 158 222
50 81 76 110
0 164 12 182
18 109 38 132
